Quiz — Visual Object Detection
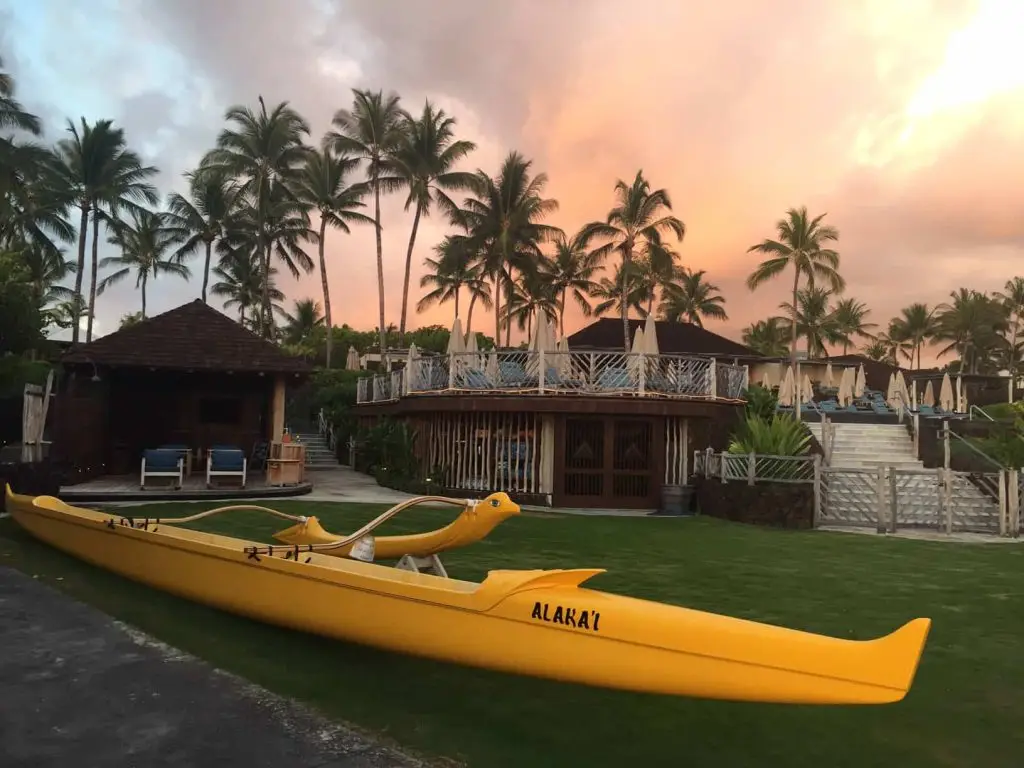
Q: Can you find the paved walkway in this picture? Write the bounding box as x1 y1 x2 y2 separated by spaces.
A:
0 569 422 768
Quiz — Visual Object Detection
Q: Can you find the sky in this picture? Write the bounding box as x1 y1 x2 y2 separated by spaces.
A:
4 0 1024 360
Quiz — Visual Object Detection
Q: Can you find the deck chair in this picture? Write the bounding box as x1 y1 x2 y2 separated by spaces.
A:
206 447 247 489
140 449 184 490
158 443 192 476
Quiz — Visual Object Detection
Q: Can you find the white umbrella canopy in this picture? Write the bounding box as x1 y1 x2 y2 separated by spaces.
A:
895 371 910 409
923 380 936 407
486 350 499 381
939 373 954 411
447 317 466 354
837 367 853 406
854 365 867 397
630 325 645 355
465 329 480 369
801 373 815 405
885 372 897 406
345 345 360 371
955 376 964 412
642 314 660 355
530 313 555 353
555 336 572 377
759 368 771 389
778 366 795 407
824 362 834 388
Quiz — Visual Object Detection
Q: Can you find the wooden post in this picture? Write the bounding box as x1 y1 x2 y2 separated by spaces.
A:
943 420 951 469
943 467 953 534
888 468 898 533
539 349 546 394
875 465 887 533
709 358 717 399
747 452 755 486
270 375 286 444
720 450 727 483
1009 469 1020 537
999 469 1008 537
812 454 822 526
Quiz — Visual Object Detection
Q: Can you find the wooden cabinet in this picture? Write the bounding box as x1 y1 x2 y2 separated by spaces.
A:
266 441 306 486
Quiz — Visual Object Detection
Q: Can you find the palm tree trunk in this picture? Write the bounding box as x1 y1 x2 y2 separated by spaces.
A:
86 213 100 342
560 291 567 337
621 246 632 351
466 293 477 340
493 274 501 348
201 240 212 304
399 203 423 343
505 280 513 347
372 170 388 368
141 274 147 318
261 242 272 338
71 204 88 344
317 217 333 369
453 289 460 329
789 268 800 369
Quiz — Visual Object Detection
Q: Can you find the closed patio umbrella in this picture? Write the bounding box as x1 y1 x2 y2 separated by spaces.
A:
837 367 852 406
802 372 815 406
465 329 480 369
895 370 910 409
923 380 936 407
405 343 420 392
345 346 360 370
824 362 834 388
778 366 795 407
854 364 866 397
885 372 897 407
643 314 659 355
939 373 954 411
955 376 964 412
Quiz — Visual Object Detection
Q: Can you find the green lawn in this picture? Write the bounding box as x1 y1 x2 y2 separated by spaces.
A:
2 501 1024 767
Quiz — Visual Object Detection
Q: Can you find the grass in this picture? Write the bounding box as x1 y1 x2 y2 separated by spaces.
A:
3 501 1024 767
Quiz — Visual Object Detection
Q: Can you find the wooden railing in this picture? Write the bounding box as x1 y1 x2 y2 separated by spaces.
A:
356 350 749 404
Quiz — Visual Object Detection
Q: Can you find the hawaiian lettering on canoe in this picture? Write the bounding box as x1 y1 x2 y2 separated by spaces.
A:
530 601 601 632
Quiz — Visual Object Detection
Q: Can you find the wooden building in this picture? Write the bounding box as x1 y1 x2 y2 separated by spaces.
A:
55 300 311 482
354 318 758 509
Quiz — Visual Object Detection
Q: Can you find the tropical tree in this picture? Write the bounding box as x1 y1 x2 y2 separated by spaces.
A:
505 268 558 342
0 56 41 136
98 209 189 318
53 118 158 342
832 297 875 354
460 151 561 346
201 97 311 336
889 302 935 369
778 287 842 359
211 249 285 327
293 147 374 367
591 262 647 320
742 318 789 357
388 101 476 340
280 297 325 349
580 171 685 349
165 168 239 304
21 245 77 320
324 89 408 363
658 268 727 327
417 235 491 332
542 229 600 337
934 288 1007 373
861 340 891 362
995 277 1024 376
746 206 843 367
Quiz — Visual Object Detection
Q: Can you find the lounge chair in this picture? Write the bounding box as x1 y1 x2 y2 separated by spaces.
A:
158 443 192 476
206 447 247 489
141 448 184 490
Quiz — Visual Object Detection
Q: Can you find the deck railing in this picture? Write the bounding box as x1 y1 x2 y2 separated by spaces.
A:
356 350 749 404
693 449 818 484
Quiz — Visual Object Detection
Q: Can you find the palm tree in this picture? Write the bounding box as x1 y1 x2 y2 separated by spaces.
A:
580 171 685 349
742 318 789 357
202 97 311 336
53 118 158 342
324 89 408 364
388 101 477 341
995 277 1024 376
0 57 41 135
658 268 727 327
778 287 842 359
542 229 600 337
21 245 77 319
506 268 558 343
293 147 374 368
934 289 1007 373
211 249 285 327
280 297 325 347
832 297 875 354
417 236 491 332
746 206 842 367
98 209 190 318
890 303 935 369
165 168 239 304
875 320 912 365
861 340 890 362
591 263 647 319
632 243 681 317
460 151 561 346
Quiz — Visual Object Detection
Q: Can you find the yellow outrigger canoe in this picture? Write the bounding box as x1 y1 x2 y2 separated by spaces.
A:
4 486 931 704
271 492 520 559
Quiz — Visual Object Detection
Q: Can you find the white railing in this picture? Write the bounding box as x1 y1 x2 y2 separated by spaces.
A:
317 407 336 452
693 449 819 484
356 350 748 404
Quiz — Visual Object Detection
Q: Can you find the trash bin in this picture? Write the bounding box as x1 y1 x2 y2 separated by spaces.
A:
659 484 694 516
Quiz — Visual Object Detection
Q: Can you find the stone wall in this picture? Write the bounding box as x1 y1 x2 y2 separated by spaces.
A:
693 475 814 529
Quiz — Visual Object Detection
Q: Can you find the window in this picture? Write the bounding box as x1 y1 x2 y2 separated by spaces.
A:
198 397 242 425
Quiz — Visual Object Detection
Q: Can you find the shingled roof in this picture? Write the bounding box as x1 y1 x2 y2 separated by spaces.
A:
567 318 761 359
61 300 311 374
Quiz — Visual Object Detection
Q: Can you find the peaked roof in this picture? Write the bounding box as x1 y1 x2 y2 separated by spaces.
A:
61 300 311 374
566 318 761 358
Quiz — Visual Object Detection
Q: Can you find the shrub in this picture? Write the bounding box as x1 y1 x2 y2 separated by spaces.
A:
728 414 811 457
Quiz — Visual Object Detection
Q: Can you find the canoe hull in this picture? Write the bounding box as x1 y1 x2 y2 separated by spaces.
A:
6 489 930 704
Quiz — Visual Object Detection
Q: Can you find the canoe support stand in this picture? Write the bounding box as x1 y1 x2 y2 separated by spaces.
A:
395 554 448 578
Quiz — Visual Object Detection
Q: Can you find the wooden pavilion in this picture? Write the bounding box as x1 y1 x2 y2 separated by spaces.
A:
55 300 311 484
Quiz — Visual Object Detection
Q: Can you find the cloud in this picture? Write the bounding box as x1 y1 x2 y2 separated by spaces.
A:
5 0 1023 365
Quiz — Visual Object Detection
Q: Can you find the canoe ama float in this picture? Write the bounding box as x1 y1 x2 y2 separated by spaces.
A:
271 491 520 559
4 486 931 704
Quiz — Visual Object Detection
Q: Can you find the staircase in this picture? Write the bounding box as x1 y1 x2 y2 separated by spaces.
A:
292 431 339 471
807 420 1000 532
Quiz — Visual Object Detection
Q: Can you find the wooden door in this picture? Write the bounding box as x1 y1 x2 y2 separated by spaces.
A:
556 416 661 508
